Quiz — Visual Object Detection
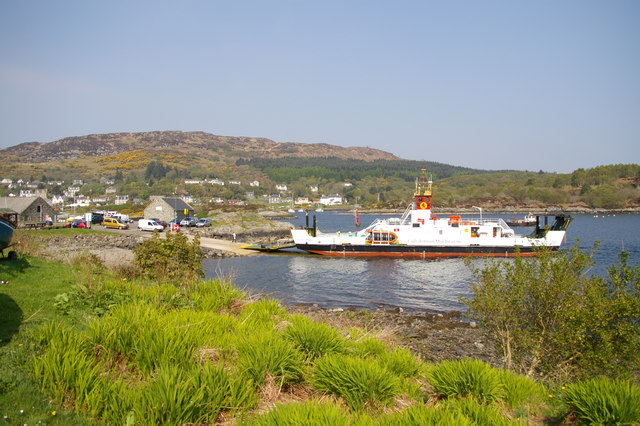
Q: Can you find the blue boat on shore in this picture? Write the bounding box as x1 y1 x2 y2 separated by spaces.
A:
0 208 18 260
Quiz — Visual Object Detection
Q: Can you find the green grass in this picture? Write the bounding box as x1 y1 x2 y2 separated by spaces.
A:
0 255 93 424
3 249 634 425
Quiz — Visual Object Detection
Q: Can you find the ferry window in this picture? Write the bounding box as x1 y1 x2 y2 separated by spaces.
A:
471 227 479 238
493 227 499 237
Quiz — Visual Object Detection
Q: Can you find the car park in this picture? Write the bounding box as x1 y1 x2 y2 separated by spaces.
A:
102 217 129 230
138 219 164 232
196 218 211 227
180 217 197 227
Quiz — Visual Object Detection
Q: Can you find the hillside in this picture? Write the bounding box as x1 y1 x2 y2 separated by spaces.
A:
0 131 398 165
0 131 637 210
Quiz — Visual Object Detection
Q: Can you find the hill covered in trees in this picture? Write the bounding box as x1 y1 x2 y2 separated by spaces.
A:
0 131 637 210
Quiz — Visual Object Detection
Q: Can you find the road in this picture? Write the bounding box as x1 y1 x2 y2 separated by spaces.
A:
95 224 256 256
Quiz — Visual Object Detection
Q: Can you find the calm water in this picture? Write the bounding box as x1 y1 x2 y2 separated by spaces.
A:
203 211 640 313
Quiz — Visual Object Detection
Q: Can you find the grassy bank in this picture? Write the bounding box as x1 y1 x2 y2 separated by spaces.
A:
1 249 638 424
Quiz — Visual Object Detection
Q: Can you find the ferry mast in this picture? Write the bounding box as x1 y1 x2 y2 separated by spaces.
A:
414 168 432 210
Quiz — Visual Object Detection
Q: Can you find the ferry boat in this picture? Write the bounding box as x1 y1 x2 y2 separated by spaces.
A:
291 170 571 258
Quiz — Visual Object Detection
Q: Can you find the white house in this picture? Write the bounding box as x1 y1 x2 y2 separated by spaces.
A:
51 195 65 205
19 189 34 197
268 194 281 204
184 179 203 185
309 185 318 193
207 178 225 185
276 184 288 192
229 180 241 185
319 194 344 206
249 180 260 187
115 195 129 205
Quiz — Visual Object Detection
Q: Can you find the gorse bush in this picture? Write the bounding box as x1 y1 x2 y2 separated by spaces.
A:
562 377 640 425
133 230 203 284
426 359 502 404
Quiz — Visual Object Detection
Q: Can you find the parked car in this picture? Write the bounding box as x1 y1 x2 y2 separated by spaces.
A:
102 217 129 230
138 219 164 232
180 217 197 227
149 218 168 229
196 218 211 227
90 212 105 224
65 219 87 228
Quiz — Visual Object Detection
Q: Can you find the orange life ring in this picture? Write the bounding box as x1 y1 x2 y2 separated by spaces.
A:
449 215 461 224
419 201 428 209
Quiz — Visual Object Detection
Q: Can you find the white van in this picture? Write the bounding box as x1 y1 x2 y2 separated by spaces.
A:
138 219 164 232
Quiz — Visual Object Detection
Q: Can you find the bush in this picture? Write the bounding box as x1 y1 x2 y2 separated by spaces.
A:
463 246 640 381
426 359 502 404
133 230 203 284
562 377 640 425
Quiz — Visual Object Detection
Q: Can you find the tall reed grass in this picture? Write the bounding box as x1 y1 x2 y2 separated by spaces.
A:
562 377 640 425
426 359 502 404
312 354 400 411
284 314 346 360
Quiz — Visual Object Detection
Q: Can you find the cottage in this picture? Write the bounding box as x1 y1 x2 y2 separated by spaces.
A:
319 194 344 206
0 196 56 225
143 196 195 223
114 195 129 205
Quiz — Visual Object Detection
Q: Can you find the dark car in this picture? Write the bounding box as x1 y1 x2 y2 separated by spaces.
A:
90 212 105 224
149 218 168 229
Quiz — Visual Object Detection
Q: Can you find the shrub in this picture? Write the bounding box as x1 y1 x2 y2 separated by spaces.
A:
312 354 400 411
562 377 640 425
426 359 502 404
133 230 203 284
463 246 640 380
284 315 345 360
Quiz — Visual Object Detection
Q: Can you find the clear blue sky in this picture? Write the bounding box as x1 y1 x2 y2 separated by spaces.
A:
1 1 638 173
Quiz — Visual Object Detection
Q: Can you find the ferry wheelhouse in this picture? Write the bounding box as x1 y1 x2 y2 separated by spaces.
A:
291 170 571 258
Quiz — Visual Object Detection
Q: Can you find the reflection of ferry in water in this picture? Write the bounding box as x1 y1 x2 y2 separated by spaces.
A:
291 170 572 258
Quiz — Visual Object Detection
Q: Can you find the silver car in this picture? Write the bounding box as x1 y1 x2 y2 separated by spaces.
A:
180 217 197 227
196 218 211 227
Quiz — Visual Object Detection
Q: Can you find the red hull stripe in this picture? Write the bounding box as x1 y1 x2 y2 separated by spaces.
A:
306 250 538 258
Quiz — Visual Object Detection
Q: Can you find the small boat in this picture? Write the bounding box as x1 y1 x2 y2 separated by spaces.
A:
506 213 537 227
0 208 18 260
291 169 571 258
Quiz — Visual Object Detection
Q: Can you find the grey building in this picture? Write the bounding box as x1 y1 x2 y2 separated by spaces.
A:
143 196 195 222
0 197 56 225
